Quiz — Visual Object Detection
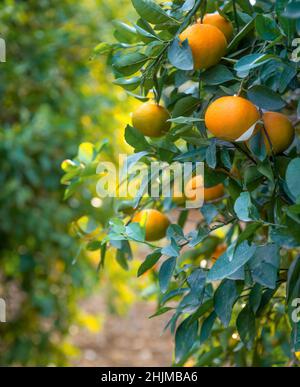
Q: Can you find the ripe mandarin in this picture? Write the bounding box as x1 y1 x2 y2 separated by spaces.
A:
204 183 225 202
132 209 170 242
132 102 171 138
179 23 227 70
261 112 295 154
202 13 234 42
205 96 260 141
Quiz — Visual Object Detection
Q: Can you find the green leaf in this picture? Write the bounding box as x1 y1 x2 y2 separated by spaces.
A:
166 224 185 245
234 191 259 222
270 224 299 249
188 227 210 247
159 256 176 293
168 116 203 124
236 0 254 14
234 53 276 77
249 244 280 289
255 15 281 41
248 130 267 162
161 237 180 257
214 280 242 327
125 124 151 151
168 37 193 71
78 142 94 164
201 204 218 225
249 284 263 314
256 288 278 317
236 305 256 350
161 288 189 305
181 0 195 12
116 249 129 270
113 52 148 75
247 85 286 111
138 249 162 276
189 299 214 325
237 222 261 244
97 242 107 272
175 316 198 362
206 139 217 169
178 210 189 228
113 76 141 91
202 64 235 85
113 21 138 43
283 1 300 19
207 241 256 282
200 311 217 344
132 0 176 24
134 22 159 40
257 160 274 184
94 42 115 55
227 17 256 53
196 346 223 367
126 222 145 242
149 306 173 318
286 158 300 202
287 255 300 304
172 96 200 117
187 268 207 300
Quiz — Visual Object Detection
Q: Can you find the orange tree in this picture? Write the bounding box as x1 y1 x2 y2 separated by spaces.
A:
63 0 300 366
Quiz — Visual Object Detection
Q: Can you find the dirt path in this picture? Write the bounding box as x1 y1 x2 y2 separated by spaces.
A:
71 297 173 367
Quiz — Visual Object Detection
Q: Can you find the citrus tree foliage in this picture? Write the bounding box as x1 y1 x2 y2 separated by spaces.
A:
63 0 300 366
0 0 136 365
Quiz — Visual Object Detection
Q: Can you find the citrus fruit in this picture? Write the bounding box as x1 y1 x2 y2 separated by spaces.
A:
204 183 225 202
183 176 224 203
179 23 227 70
132 209 170 242
212 244 227 261
205 96 260 141
202 13 234 42
261 112 295 154
132 102 171 138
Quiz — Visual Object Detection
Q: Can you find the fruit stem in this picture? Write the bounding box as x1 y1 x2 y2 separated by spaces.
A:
234 143 257 165
237 77 248 96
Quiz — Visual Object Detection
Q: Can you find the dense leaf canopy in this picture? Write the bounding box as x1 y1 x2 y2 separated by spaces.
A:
64 0 299 367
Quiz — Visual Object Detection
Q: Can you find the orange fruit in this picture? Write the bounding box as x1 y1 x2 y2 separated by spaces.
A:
212 244 227 261
202 13 234 42
132 209 170 242
132 102 171 138
205 96 260 141
183 176 224 203
204 183 225 202
179 23 227 70
172 176 203 206
261 112 295 154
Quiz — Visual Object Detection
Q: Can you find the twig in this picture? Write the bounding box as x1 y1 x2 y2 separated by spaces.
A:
234 143 257 165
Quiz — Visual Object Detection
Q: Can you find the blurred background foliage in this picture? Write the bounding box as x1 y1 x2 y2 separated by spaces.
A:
0 0 149 365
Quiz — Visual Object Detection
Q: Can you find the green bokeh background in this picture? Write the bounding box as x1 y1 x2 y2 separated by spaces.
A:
0 0 140 365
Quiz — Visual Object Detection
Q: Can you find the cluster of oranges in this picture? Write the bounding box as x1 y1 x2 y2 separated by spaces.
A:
130 13 295 242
